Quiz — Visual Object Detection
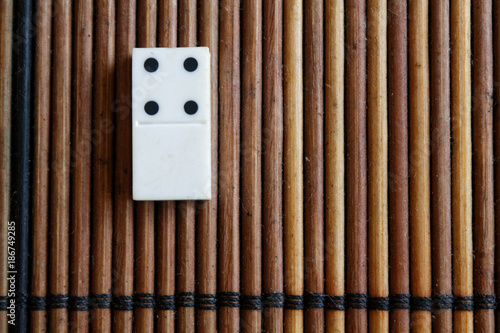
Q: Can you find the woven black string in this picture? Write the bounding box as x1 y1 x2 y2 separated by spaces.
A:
433 294 453 309
29 296 47 311
196 294 217 310
0 296 8 311
368 297 390 311
410 297 432 311
390 294 410 310
90 294 111 309
263 293 284 308
454 296 474 311
48 294 69 309
241 295 262 310
157 295 176 311
113 295 134 311
177 292 196 308
69 295 89 311
475 294 496 310
346 293 368 310
305 293 325 309
218 292 240 308
285 295 304 310
325 295 345 311
135 293 155 309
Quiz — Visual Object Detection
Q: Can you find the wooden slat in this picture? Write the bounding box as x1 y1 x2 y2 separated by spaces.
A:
388 0 410 331
70 0 93 330
451 0 473 331
325 0 344 331
196 0 219 330
262 0 284 330
430 0 452 331
240 0 263 331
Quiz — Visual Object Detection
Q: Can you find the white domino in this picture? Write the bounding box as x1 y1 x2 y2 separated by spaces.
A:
132 47 211 200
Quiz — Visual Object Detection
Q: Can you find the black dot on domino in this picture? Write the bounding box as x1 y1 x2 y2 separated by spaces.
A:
183 57 198 72
145 101 159 115
144 58 159 72
184 101 198 115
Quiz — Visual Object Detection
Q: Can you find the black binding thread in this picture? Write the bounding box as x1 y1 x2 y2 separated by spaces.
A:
113 295 134 311
29 296 47 311
410 297 432 311
325 295 345 311
218 292 240 308
263 293 284 308
157 295 176 311
48 294 69 309
90 294 111 309
177 292 196 308
241 295 262 310
368 297 390 311
196 294 217 311
390 294 410 310
305 293 325 309
0 296 8 311
433 294 453 309
346 293 368 310
285 295 304 310
454 296 474 311
475 294 496 310
135 293 155 309
69 296 89 311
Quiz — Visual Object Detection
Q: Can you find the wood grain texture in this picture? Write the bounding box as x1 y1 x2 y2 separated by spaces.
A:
408 0 432 331
303 0 324 331
196 0 218 330
262 0 284 330
325 0 344 331
284 0 304 331
367 0 388 331
218 0 241 331
70 0 93 331
91 0 115 331
345 0 367 330
241 0 263 331
472 1 495 332
0 0 12 331
157 0 177 332
495 0 500 330
451 0 473 331
176 1 196 331
388 0 410 332
49 0 72 330
113 0 136 331
430 0 452 331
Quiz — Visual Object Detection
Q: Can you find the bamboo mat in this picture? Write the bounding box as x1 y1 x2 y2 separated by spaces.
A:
2 0 499 332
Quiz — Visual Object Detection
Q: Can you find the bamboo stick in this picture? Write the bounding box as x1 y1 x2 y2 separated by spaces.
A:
113 0 136 331
388 0 410 332
49 0 72 330
218 0 241 331
325 0 344 331
303 0 325 331
430 0 452 331
241 0 263 331
134 2 157 332
472 1 495 332
176 1 197 331
262 0 284 330
91 0 115 331
284 0 304 331
196 0 219 331
157 0 177 331
495 1 500 330
0 0 13 331
367 0 388 331
451 0 473 331
408 0 432 331
345 0 367 330
70 0 93 331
